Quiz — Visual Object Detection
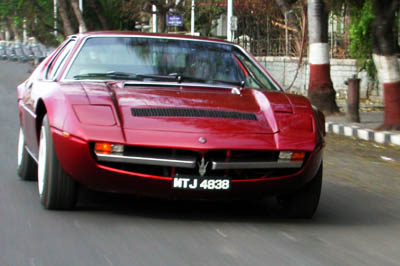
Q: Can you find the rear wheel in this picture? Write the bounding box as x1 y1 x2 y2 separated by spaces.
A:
17 128 37 181
38 115 77 210
276 163 323 219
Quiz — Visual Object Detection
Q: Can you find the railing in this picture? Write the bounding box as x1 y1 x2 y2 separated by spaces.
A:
234 35 350 58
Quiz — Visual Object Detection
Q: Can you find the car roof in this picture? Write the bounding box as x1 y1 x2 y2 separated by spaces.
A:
69 31 233 45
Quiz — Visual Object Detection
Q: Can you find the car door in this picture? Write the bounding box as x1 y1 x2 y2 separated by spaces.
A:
20 39 76 159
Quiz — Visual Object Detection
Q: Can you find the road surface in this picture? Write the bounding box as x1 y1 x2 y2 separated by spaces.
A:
1 61 400 266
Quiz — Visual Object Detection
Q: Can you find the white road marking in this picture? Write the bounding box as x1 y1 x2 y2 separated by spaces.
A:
73 220 82 230
104 255 114 266
279 231 297 242
26 221 32 230
215 228 227 238
29 258 36 266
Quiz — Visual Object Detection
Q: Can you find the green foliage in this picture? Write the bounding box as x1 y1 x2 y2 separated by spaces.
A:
183 0 225 36
348 0 376 78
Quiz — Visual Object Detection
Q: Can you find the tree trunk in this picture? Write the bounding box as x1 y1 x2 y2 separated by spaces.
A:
6 17 20 41
87 0 109 30
307 0 339 115
150 0 176 33
71 0 88 33
4 18 14 40
58 0 75 36
372 0 400 130
156 5 168 33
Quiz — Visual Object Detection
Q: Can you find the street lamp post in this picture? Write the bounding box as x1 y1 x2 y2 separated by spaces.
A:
53 0 58 37
285 11 288 56
23 18 27 42
227 0 233 42
79 0 83 33
284 10 292 57
191 0 195 35
152 5 157 33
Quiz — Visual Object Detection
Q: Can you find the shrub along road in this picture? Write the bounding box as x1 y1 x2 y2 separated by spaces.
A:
1 61 400 266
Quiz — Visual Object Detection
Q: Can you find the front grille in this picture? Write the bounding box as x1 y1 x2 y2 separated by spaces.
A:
206 150 279 162
96 146 304 180
131 108 257 121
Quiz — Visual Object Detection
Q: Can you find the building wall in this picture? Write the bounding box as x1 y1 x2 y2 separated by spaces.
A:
255 56 380 100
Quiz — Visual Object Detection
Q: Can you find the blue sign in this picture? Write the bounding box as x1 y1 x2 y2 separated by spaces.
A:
167 15 183 27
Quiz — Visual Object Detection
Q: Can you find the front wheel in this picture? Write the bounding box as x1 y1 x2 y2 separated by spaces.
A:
38 115 77 210
276 163 323 219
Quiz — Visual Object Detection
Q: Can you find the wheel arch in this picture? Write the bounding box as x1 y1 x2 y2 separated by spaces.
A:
35 99 47 142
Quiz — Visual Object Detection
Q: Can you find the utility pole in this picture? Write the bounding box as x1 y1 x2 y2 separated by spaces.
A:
285 10 288 56
191 0 195 35
23 19 27 42
79 0 83 33
152 5 157 33
53 0 58 37
227 0 233 41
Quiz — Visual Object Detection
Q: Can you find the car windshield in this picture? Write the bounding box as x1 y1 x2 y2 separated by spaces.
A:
65 36 278 91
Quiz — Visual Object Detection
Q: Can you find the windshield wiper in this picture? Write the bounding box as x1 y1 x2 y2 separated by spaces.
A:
174 75 207 83
208 79 245 87
136 74 177 81
133 74 207 83
73 71 140 80
73 72 244 87
174 74 244 87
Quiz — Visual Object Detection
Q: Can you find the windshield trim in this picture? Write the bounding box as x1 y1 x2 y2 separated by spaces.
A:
59 79 238 90
124 81 237 90
61 35 234 81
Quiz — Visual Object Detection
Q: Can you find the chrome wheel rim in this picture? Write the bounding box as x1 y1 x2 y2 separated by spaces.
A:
17 128 24 167
38 126 47 196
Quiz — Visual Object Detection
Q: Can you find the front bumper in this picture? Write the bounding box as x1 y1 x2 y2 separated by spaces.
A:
52 128 323 199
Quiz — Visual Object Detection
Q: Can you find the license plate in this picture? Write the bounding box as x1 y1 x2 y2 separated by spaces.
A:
172 175 230 190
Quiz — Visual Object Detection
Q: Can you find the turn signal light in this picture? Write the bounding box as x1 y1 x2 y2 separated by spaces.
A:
291 151 305 161
95 142 124 154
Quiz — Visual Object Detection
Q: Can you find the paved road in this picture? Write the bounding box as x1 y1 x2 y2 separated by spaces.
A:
1 61 400 266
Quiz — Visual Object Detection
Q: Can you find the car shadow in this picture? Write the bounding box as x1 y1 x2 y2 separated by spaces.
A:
73 181 400 227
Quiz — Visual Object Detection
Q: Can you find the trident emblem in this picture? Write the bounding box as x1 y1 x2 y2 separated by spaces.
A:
197 157 209 177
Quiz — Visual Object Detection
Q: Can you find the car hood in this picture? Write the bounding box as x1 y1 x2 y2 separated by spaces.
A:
82 82 298 134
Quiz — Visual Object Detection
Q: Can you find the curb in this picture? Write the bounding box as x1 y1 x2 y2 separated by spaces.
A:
325 122 400 146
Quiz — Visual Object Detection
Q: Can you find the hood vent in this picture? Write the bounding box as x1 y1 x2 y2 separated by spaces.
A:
131 108 257 121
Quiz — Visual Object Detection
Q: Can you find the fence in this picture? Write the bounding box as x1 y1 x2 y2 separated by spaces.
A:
255 56 381 102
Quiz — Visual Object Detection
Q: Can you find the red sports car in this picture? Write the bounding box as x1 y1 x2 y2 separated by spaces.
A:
17 32 325 218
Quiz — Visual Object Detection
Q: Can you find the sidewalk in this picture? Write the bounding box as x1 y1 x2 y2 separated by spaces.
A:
325 111 400 146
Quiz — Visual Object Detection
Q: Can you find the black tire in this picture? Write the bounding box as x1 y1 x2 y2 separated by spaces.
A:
276 162 323 219
38 115 77 210
17 128 37 181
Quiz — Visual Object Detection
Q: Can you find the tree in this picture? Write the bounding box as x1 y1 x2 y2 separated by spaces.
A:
87 0 109 30
307 0 339 114
275 0 301 33
189 0 225 37
58 0 75 36
141 0 184 33
371 0 400 130
71 0 87 33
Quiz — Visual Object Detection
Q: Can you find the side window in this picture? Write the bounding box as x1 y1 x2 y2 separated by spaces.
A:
234 50 277 91
46 40 75 80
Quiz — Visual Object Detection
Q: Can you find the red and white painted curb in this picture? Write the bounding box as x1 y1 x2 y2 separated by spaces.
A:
325 122 400 146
